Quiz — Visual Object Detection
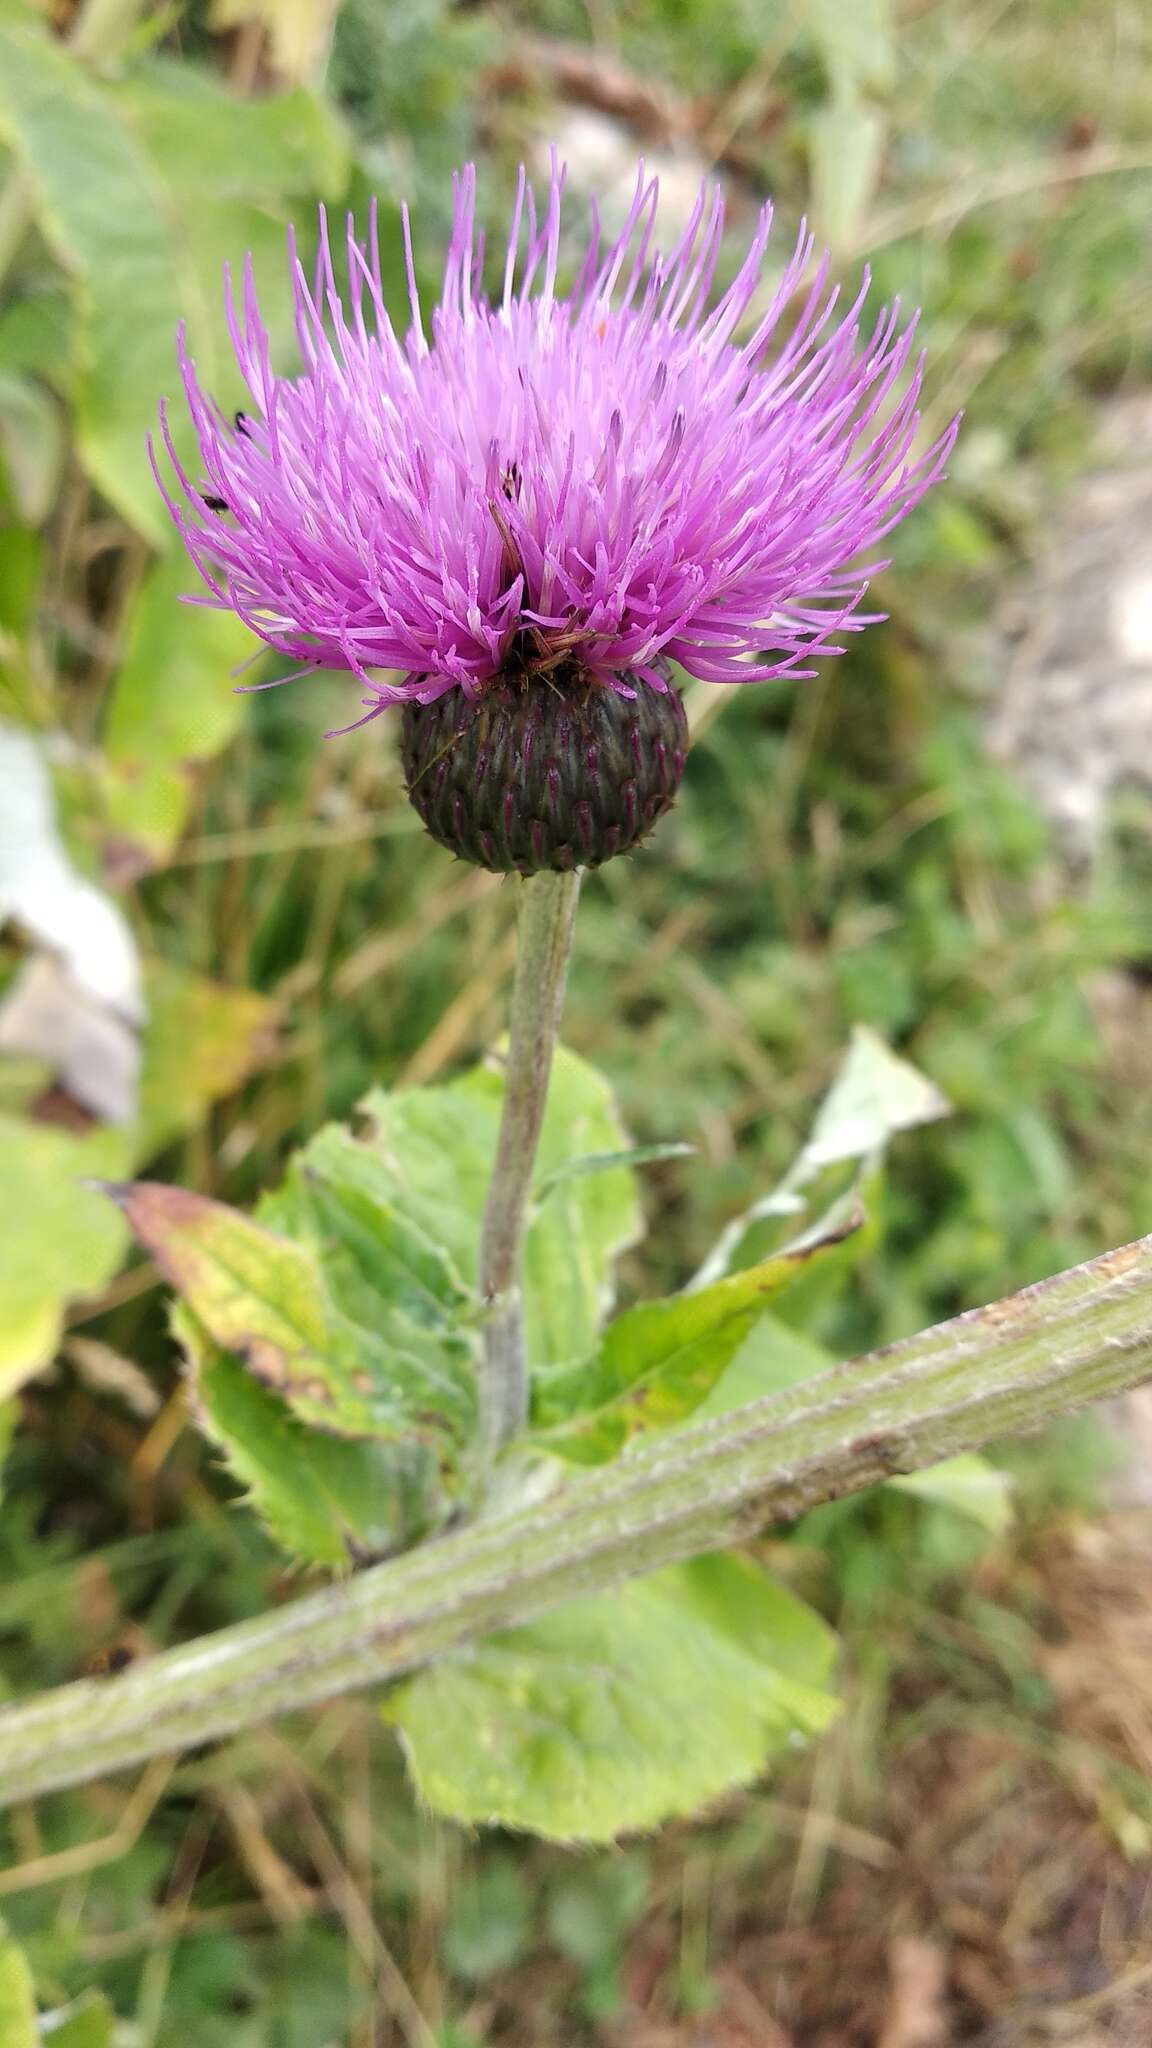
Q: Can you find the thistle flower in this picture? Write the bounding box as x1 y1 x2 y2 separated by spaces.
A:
156 161 958 873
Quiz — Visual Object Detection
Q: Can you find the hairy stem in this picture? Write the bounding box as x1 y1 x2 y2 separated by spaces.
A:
476 867 581 1457
3 1233 1152 1807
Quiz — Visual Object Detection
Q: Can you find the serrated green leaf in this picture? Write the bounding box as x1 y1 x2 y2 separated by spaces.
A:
535 1250 841 1465
0 1928 36 2048
261 1119 473 1338
890 1452 1015 1534
386 1553 839 1842
177 1308 439 1568
361 1045 644 1369
114 1182 476 1445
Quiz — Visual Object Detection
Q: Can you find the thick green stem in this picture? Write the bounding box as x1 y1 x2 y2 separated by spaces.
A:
3 1232 1152 1807
476 867 581 1456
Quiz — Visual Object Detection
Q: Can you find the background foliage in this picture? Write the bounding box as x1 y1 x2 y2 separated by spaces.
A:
2 0 1152 2038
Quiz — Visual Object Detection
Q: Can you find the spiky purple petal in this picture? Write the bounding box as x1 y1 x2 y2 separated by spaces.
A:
156 161 958 716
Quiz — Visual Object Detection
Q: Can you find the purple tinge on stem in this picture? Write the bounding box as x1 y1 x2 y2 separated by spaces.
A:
153 159 959 734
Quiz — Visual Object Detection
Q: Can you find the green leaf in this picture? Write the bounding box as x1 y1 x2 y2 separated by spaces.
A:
697 1310 839 1420
697 1319 1015 1535
544 1855 648 1972
100 546 256 864
111 61 348 203
112 1182 477 1445
361 1046 644 1369
526 1050 645 1364
0 527 46 724
133 959 275 1159
696 1026 950 1286
0 369 64 523
0 961 277 1394
38 1990 116 2048
535 1251 839 1465
0 1117 131 1399
798 1025 950 1174
0 20 349 540
889 1453 1015 1535
177 1309 439 1568
0 285 76 394
0 1402 15 1503
533 1140 693 1203
0 1928 36 2048
260 1119 473 1340
387 1553 838 1841
0 12 185 539
442 1859 533 1982
809 99 886 253
801 0 894 97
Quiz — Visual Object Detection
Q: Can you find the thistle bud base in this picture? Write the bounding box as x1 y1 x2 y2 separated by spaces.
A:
401 669 688 875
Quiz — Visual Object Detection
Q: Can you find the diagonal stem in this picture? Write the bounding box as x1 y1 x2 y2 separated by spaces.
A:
476 866 582 1457
4 1230 1152 1807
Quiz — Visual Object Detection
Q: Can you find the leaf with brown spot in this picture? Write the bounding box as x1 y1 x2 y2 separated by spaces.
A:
107 1181 476 1446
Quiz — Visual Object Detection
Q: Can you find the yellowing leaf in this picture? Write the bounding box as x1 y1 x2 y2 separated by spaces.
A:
114 1179 477 1446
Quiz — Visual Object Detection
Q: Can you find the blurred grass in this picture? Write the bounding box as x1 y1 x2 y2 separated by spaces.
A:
3 0 1152 2036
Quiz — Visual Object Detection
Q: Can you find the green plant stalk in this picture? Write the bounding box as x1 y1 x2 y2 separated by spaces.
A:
3 1234 1152 1806
476 867 582 1457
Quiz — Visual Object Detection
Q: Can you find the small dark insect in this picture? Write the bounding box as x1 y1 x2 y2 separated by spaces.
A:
234 410 250 436
501 460 521 500
202 493 229 512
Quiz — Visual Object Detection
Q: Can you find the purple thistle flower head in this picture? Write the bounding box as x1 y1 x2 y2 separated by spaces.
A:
155 159 958 873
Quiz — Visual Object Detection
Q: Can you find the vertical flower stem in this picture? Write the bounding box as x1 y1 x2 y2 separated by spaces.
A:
476 867 582 1459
